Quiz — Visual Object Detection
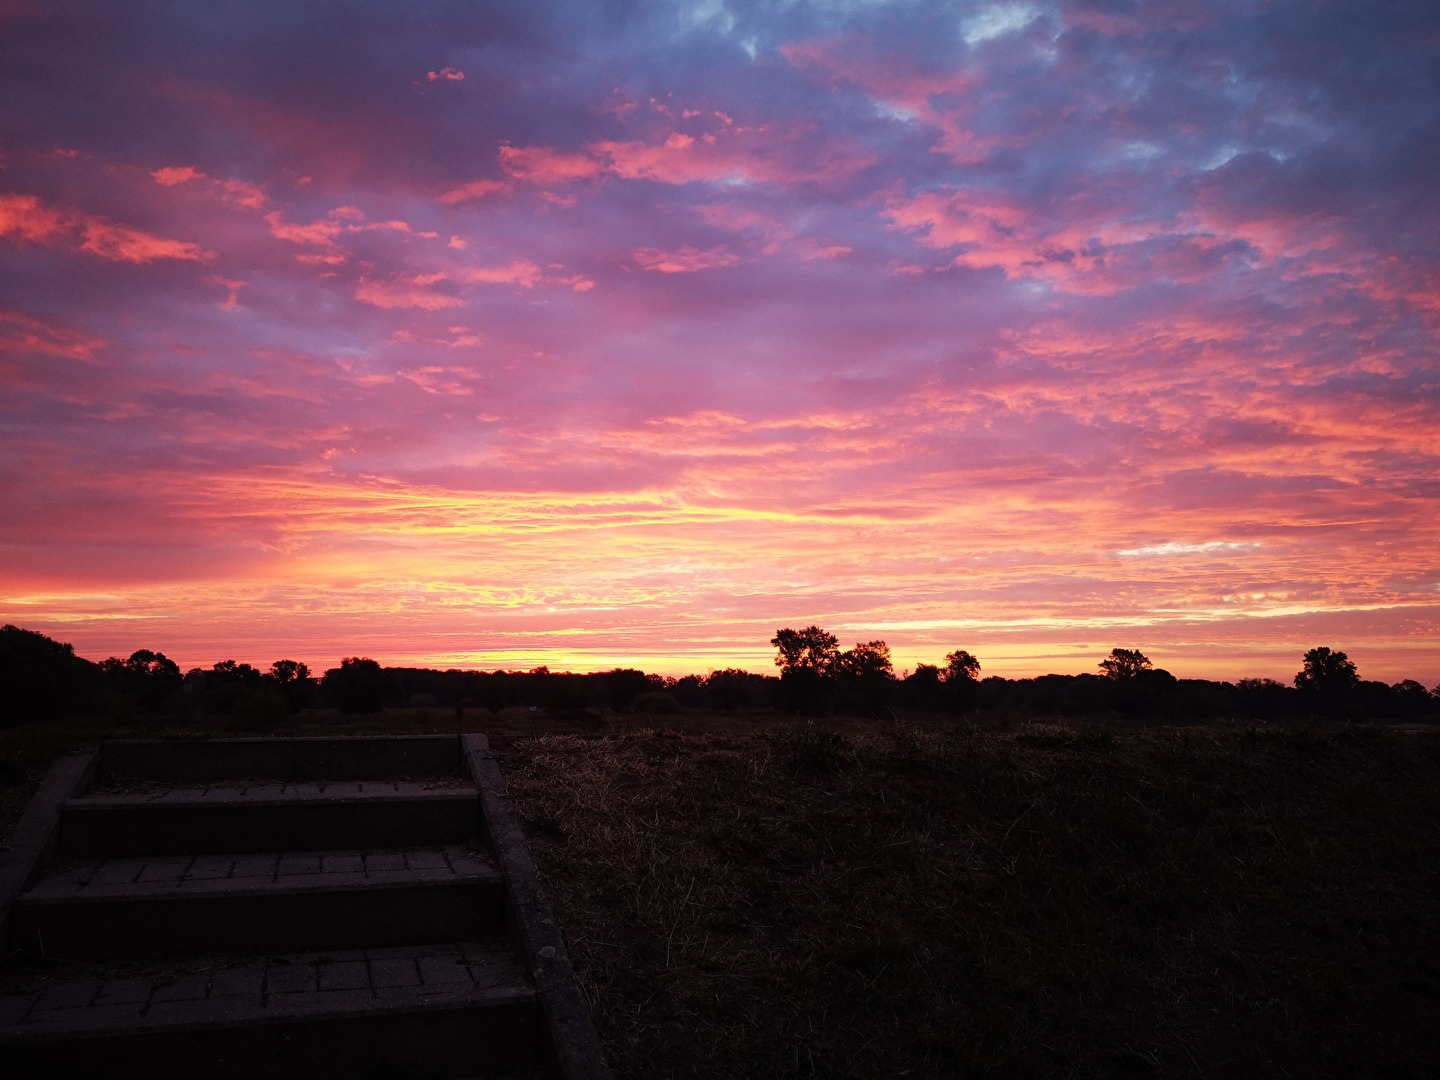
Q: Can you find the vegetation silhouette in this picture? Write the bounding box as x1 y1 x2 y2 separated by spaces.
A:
0 623 1437 728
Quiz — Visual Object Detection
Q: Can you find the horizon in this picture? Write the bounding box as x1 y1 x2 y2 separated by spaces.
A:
13 622 1428 689
3 3 1438 689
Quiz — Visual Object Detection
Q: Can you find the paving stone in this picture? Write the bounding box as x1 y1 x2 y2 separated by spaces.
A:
138 858 190 883
266 963 317 995
209 966 266 997
93 978 151 1006
418 954 473 986
245 784 286 799
90 858 146 885
277 852 322 875
367 944 429 960
186 855 234 880
369 958 420 988
405 850 449 870
321 853 364 873
365 852 406 872
0 993 34 1028
150 974 211 1004
317 960 370 991
33 979 101 1010
231 854 278 878
23 1001 144 1026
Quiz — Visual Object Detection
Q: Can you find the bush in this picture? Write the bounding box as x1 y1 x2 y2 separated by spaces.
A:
630 690 682 715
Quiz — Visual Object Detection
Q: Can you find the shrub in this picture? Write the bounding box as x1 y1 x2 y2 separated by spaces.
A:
630 690 682 715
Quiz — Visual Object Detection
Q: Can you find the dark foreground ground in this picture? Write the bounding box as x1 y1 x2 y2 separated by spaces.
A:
4 712 1439 1078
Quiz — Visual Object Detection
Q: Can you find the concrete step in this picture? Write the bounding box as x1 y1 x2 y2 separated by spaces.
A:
62 780 479 857
0 939 538 1079
9 846 503 960
97 735 465 784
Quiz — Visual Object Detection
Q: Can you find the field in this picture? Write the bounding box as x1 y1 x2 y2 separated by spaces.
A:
4 710 1439 1078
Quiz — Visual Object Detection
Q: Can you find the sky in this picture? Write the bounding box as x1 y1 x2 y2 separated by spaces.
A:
2 0 1438 685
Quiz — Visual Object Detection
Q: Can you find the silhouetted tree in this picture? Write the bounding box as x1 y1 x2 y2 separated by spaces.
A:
1293 647 1360 718
942 650 981 683
836 640 895 715
701 668 772 711
269 659 312 710
323 657 401 714
1391 680 1436 719
1100 648 1152 680
1236 677 1297 719
0 625 95 724
772 626 840 715
901 663 945 712
100 649 183 711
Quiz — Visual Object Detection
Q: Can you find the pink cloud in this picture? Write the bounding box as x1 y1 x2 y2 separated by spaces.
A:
264 210 343 246
634 246 740 273
354 274 463 310
427 67 465 82
152 165 206 186
498 145 604 185
438 179 513 205
453 259 544 288
0 192 208 263
0 309 106 363
219 178 266 210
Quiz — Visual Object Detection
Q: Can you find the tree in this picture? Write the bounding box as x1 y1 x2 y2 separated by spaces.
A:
836 640 894 681
100 649 183 710
269 659 312 710
0 625 95 724
770 626 840 677
772 626 840 715
836 640 895 715
942 650 981 683
1294 647 1359 695
1100 648 1152 680
322 657 400 714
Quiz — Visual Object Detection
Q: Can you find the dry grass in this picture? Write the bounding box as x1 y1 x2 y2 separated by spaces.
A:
498 722 1440 1079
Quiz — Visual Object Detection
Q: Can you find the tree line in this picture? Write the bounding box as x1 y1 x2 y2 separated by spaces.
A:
1 622 1436 729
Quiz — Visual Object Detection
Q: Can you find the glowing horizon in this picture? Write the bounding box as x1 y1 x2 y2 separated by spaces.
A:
2 2 1438 688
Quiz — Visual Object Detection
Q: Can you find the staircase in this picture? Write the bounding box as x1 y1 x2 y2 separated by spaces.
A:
0 734 608 1079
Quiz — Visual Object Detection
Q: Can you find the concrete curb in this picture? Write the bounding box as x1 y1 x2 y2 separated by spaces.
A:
462 734 612 1080
0 750 97 948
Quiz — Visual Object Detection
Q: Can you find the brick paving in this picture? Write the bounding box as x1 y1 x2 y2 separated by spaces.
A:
24 845 494 899
0 940 527 1034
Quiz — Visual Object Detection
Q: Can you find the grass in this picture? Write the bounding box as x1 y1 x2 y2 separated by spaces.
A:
3 710 1438 1077
496 721 1440 1079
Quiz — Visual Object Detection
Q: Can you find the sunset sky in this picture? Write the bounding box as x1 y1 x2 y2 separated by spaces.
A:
2 1 1437 685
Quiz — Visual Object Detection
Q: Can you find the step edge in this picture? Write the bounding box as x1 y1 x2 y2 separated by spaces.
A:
0 982 538 1045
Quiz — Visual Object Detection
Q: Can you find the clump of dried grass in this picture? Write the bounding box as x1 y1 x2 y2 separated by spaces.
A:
499 723 1440 1079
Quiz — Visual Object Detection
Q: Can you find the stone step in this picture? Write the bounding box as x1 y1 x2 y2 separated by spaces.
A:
9 846 503 960
97 735 465 784
61 781 479 857
0 939 538 1079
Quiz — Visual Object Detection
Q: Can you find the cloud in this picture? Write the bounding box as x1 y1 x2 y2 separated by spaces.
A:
438 179 513 205
427 67 465 82
152 165 206 186
0 193 209 262
634 246 740 273
354 275 463 310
